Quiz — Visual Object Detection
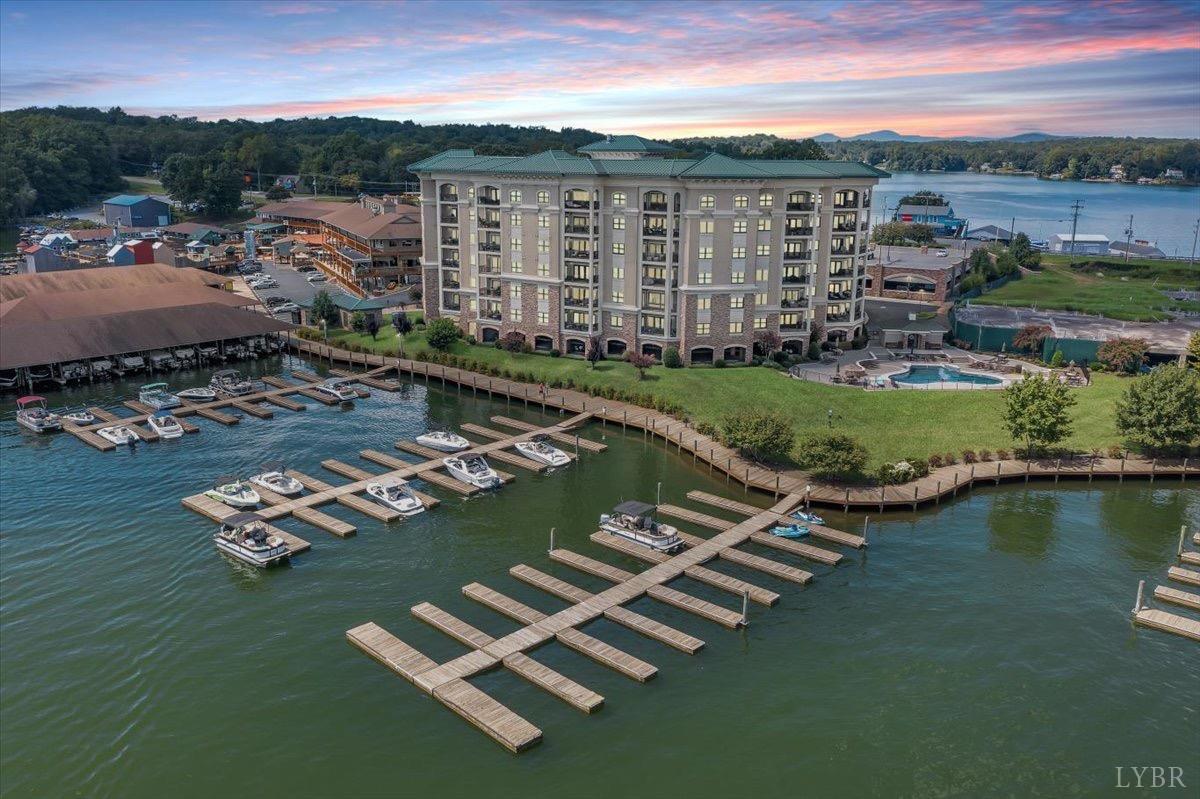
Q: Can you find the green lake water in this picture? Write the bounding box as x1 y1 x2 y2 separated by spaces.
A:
1 355 1197 798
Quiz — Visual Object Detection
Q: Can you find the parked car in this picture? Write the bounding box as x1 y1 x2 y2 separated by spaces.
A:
263 296 290 307
306 273 327 283
272 302 300 314
295 264 317 273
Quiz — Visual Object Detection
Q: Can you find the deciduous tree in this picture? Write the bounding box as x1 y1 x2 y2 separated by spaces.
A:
1115 365 1200 452
1096 337 1148 374
1001 374 1077 454
795 432 868 479
425 318 462 350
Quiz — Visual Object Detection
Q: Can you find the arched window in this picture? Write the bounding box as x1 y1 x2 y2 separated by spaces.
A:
509 189 522 203
733 195 749 209
612 191 626 206
537 190 549 204
699 194 715 210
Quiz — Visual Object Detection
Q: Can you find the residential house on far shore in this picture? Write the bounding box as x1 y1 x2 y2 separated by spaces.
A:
101 194 171 228
106 239 154 266
892 197 967 236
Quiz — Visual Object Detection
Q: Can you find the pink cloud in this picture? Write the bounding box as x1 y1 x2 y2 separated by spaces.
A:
261 2 337 16
284 34 385 55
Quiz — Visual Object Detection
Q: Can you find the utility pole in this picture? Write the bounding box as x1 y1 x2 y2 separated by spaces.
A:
1067 200 1084 260
1190 218 1199 269
1123 215 1133 263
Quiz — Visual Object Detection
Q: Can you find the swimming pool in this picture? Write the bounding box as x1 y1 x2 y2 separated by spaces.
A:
891 365 1003 386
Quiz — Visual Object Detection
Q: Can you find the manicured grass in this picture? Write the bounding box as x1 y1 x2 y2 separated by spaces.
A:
121 175 165 194
319 324 1132 468
977 261 1200 321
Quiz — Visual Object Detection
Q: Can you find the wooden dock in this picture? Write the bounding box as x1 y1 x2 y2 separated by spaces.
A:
296 387 339 405
685 491 867 548
193 406 240 425
1169 567 1200 587
322 459 375 482
262 393 306 411
1153 586 1200 612
292 507 356 538
490 415 607 452
1134 608 1200 642
232 401 273 419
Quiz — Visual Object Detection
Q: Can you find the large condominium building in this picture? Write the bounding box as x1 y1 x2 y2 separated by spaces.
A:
410 136 886 364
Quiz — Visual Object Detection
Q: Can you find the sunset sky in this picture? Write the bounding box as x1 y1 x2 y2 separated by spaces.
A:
2 0 1198 138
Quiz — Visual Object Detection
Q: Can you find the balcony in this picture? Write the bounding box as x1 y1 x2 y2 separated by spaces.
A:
564 199 593 210
641 275 666 286
478 242 500 252
780 298 808 309
564 249 593 260
443 280 461 289
786 201 815 212
477 263 500 274
440 237 459 246
564 320 591 331
481 286 502 297
641 252 666 263
785 226 814 237
441 259 460 269
477 195 500 206
565 271 596 284
833 223 857 233
480 310 502 321
564 223 592 234
781 275 809 284
440 213 459 225
827 313 852 323
783 251 813 261
781 320 806 331
564 296 590 308
478 218 500 230
642 227 667 237
830 247 854 256
443 302 462 312
640 325 665 336
828 291 853 301
642 202 667 213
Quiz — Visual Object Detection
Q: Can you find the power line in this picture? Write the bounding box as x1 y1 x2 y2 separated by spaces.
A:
1067 200 1084 258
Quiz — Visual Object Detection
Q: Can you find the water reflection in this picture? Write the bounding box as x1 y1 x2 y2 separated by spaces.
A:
1098 487 1192 565
987 491 1059 558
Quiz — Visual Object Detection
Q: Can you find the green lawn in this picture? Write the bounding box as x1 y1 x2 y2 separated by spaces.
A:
319 323 1131 468
121 174 165 194
977 259 1200 321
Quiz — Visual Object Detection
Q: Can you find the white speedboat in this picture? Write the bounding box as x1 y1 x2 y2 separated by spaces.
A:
139 382 181 410
60 362 89 381
443 454 501 489
791 508 825 526
62 409 96 425
173 348 196 366
210 369 254 396
204 476 260 508
148 352 178 371
514 436 570 467
15 396 61 433
147 411 183 439
600 501 683 553
176 386 218 403
249 462 303 497
214 512 290 568
197 345 222 362
314 378 356 403
97 425 138 446
365 480 425 516
416 431 470 452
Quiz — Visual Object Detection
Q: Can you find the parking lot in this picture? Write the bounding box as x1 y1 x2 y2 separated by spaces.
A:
244 256 347 316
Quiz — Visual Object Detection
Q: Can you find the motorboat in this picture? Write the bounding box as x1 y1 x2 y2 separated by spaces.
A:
204 476 260 508
0 369 18 390
791 508 825 526
90 359 114 379
226 343 249 360
118 355 146 373
770 523 810 539
62 409 96 425
148 352 178 371
514 436 570 467
196 345 222 362
213 512 290 568
210 369 254 396
443 454 501 489
176 386 218 403
97 425 138 446
314 378 357 403
249 462 303 497
173 348 196 366
27 366 55 385
139 382 181 410
365 479 425 516
147 411 183 439
60 362 89 382
599 501 683 553
15 396 61 433
416 431 470 452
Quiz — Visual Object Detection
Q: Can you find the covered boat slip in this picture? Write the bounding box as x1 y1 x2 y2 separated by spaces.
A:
346 488 870 754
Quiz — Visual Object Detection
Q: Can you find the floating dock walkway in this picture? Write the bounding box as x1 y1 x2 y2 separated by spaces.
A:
346 488 867 753
1131 527 1200 644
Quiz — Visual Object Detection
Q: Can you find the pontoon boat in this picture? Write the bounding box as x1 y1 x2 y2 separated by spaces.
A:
600 501 683 553
443 454 501 489
514 436 570 467
147 411 183 439
770 523 810 539
210 369 254 396
118 355 146 373
314 378 356 403
249 462 303 497
15 396 61 433
416 431 470 452
204 476 260 508
196 345 222 362
148 352 178 371
0 370 18 390
139 382 181 410
791 508 825 525
90 359 113 378
213 512 290 568
97 425 137 446
62 409 96 425
60 362 89 381
365 479 425 516
176 386 218 402
173 348 197 366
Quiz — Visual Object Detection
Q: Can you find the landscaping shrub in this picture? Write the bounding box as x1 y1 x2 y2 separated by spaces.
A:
720 411 794 461
1096 337 1148 374
996 448 1009 460
663 347 683 368
979 449 992 461
695 421 719 439
795 432 868 479
928 453 943 468
807 343 821 360
1105 444 1123 458
391 313 413 335
425 318 462 350
962 449 977 464
772 350 789 365
943 452 957 465
465 335 477 346
349 311 367 333
550 348 561 358
1049 350 1065 367
713 359 726 369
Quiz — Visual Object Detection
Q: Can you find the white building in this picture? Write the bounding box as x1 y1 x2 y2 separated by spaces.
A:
1048 233 1110 255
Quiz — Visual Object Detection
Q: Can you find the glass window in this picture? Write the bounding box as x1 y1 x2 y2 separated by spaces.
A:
731 295 744 309
613 216 625 230
696 322 710 335
732 246 746 259
612 192 626 206
612 242 625 255
729 321 743 334
612 266 624 279
510 260 523 273
733 219 747 234
698 246 713 259
538 214 549 228
758 218 771 231
510 307 522 322
537 240 550 253
753 316 766 329
537 190 549 204
537 263 549 276
510 212 521 226
509 189 522 203
756 292 768 305
757 244 771 256
698 271 712 285
698 297 711 310
537 286 549 300
510 285 521 298
734 195 748 209
611 290 624 303
537 311 549 325
699 219 714 234
731 270 745 284
467 186 475 199
510 237 522 249
610 313 622 327
699 195 715 210
760 192 774 207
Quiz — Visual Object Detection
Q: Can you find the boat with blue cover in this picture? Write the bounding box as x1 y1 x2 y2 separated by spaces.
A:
770 523 810 539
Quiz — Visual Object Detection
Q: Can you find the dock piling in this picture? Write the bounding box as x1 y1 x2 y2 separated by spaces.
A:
549 527 555 554
863 516 870 546
1133 579 1145 614
1179 526 1188 558
741 591 749 626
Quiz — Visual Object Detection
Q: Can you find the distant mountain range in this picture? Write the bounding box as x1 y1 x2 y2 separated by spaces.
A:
812 130 1063 143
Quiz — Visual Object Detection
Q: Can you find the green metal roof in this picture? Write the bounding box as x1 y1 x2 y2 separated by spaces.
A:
578 135 676 153
103 194 156 206
409 149 888 180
